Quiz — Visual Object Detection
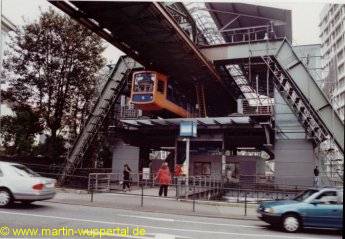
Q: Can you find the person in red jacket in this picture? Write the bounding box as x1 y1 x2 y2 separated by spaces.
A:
155 162 172 197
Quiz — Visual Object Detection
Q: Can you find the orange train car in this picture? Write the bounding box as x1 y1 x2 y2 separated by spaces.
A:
130 71 191 118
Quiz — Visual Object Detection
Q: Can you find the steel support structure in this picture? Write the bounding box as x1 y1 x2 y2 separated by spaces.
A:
201 39 344 153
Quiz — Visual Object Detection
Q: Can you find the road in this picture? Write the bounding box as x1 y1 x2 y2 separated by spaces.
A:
0 201 341 239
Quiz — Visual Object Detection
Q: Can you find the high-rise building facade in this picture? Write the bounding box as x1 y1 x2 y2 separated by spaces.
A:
319 4 345 121
1 15 15 54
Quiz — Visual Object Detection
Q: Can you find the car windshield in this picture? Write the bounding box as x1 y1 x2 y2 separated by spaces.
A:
293 189 319 201
11 165 40 177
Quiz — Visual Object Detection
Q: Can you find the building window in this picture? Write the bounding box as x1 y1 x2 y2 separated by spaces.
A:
193 162 211 176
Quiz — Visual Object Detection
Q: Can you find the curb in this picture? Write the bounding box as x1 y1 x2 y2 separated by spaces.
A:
48 200 258 221
179 199 258 209
56 187 89 194
56 188 258 208
47 198 259 222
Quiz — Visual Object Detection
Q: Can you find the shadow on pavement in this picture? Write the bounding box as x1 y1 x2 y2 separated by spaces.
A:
9 201 48 210
260 225 342 236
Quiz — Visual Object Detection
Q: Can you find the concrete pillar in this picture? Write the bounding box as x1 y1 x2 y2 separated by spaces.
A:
274 139 316 187
237 99 244 114
139 147 150 173
111 139 139 175
120 95 126 106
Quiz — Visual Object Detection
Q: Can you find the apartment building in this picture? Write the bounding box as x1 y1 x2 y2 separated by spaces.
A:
319 4 345 121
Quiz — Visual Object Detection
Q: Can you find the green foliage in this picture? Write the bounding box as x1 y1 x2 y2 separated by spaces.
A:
0 105 43 155
3 8 106 160
34 135 66 163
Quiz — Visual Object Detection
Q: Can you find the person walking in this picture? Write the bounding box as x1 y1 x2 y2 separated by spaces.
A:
313 166 320 187
122 164 132 192
155 162 172 197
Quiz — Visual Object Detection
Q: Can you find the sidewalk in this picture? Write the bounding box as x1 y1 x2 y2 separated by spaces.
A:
50 188 258 221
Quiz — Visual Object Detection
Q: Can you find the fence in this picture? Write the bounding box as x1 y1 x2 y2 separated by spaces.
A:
85 174 304 215
242 100 273 115
87 172 305 202
88 173 223 199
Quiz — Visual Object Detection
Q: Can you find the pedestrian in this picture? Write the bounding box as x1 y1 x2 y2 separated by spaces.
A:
313 166 320 187
123 164 132 192
174 164 182 177
155 162 172 197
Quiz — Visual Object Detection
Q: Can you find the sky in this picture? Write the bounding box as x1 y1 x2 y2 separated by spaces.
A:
2 0 124 64
1 0 330 63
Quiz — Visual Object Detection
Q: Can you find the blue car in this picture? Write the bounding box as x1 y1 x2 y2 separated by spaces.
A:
257 187 343 232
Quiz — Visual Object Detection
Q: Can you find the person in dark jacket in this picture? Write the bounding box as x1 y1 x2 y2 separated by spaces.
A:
155 162 172 197
123 164 132 191
313 166 320 187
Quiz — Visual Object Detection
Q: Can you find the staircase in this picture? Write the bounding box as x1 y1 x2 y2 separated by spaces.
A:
59 56 141 184
201 39 344 186
260 41 344 185
226 64 262 105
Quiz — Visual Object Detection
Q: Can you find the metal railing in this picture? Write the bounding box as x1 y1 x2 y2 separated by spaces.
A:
86 176 305 215
88 173 223 198
87 172 311 200
115 105 140 119
243 100 273 115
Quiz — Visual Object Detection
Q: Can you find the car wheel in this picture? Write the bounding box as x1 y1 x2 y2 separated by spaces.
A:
0 188 12 208
282 214 301 232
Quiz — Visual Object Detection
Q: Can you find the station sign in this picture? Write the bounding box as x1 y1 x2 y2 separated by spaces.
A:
142 167 150 180
179 121 197 137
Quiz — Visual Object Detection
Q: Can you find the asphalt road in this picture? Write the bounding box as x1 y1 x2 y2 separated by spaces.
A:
0 201 341 239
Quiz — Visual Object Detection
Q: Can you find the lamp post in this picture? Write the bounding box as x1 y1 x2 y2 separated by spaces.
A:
183 137 190 185
180 121 197 187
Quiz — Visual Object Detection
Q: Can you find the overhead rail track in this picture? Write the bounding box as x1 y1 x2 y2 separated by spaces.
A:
49 1 221 85
49 1 242 116
201 39 344 153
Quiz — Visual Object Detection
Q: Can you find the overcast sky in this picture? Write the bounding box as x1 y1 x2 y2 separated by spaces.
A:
1 0 331 63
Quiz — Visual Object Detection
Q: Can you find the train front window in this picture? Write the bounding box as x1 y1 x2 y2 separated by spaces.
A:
133 72 155 93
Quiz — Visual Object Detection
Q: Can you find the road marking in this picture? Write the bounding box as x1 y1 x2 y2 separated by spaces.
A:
0 210 333 239
116 214 258 228
117 214 175 222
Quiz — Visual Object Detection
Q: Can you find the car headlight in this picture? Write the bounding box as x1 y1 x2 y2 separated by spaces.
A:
264 208 275 213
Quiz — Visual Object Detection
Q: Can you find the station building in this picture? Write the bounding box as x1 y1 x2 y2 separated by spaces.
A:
51 2 344 188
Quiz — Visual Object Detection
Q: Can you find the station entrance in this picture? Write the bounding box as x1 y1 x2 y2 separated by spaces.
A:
109 115 273 187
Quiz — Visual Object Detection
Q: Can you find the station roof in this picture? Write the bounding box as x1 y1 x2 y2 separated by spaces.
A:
120 116 252 129
205 3 292 42
113 116 273 154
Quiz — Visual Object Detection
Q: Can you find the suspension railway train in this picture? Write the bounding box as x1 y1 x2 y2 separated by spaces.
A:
130 71 193 118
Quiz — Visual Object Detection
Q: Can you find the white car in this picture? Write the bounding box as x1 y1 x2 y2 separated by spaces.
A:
0 161 56 207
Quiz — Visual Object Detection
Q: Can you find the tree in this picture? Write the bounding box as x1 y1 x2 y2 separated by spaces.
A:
0 105 43 155
3 8 106 160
